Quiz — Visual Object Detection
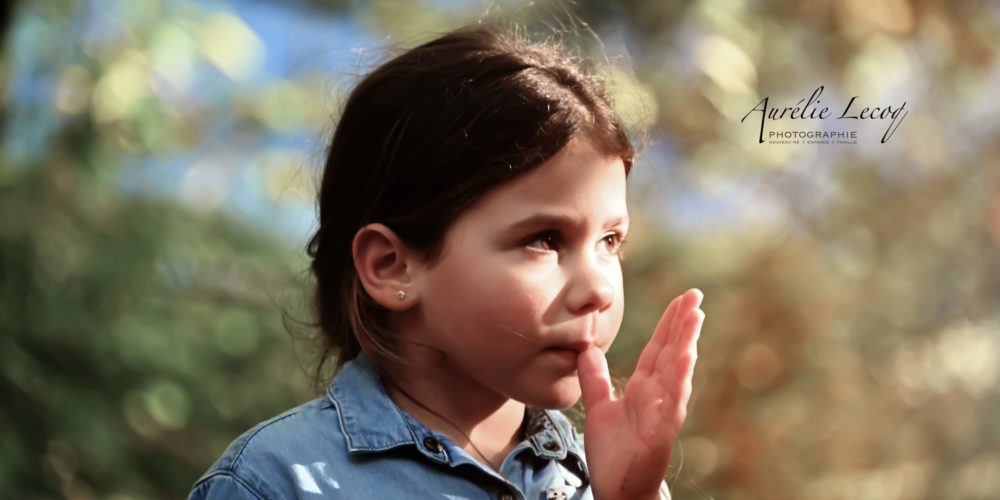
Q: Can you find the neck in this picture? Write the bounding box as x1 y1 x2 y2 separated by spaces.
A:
381 357 526 470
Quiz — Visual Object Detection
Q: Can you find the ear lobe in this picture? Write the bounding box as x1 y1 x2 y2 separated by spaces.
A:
352 223 416 311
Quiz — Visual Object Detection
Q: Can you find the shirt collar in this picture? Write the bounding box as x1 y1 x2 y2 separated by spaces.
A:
326 352 587 471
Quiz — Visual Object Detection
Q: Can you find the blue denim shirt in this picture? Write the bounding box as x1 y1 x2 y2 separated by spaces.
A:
190 353 671 499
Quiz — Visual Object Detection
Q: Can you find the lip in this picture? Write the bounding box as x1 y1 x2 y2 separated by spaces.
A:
544 346 582 365
545 340 594 353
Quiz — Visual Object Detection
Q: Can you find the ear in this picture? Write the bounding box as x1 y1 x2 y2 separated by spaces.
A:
352 223 418 311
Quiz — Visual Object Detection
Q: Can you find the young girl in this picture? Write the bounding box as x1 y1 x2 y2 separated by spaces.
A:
190 23 704 500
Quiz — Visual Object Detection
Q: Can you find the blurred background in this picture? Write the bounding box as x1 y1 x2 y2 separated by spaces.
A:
2 0 999 499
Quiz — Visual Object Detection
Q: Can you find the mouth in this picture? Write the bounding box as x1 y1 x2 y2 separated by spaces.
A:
542 340 593 364
543 346 581 365
547 340 593 352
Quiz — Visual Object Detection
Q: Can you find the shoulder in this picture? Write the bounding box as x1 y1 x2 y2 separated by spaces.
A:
209 397 340 471
188 472 267 500
191 396 349 499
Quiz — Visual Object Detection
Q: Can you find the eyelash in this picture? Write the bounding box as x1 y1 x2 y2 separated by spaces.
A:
524 230 629 256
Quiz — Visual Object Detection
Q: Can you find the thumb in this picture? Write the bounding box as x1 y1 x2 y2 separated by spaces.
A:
578 345 614 409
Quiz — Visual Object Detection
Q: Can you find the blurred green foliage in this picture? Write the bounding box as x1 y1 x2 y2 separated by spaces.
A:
2 0 999 499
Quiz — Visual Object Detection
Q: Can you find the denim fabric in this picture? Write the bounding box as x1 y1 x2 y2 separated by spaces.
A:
189 353 670 500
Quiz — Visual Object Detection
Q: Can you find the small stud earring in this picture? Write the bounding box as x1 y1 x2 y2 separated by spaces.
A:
395 290 407 300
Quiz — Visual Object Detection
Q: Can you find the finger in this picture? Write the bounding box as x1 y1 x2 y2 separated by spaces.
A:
578 345 614 409
637 289 703 376
655 307 704 378
678 305 705 349
665 289 703 349
651 312 702 434
634 293 683 375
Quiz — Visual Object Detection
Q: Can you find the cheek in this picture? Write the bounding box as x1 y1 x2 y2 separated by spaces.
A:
426 251 546 327
467 270 550 336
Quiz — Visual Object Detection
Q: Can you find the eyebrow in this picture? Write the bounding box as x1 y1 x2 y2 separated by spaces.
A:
503 213 630 234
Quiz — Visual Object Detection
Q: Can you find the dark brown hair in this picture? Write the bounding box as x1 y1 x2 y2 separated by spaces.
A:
306 23 634 387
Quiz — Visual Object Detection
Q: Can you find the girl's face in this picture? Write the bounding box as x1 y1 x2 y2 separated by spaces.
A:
409 138 629 409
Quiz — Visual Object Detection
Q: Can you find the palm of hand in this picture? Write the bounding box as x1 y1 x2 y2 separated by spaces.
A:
578 289 705 500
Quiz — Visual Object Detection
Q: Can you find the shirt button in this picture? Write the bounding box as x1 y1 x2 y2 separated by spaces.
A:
423 436 443 453
543 441 561 452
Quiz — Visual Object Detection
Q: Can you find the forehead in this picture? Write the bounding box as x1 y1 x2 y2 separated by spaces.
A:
475 140 628 218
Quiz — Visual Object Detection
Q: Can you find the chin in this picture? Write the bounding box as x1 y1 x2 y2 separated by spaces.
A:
522 375 583 410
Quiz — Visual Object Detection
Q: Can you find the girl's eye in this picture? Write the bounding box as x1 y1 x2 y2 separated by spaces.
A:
525 231 560 253
602 232 628 256
525 231 629 256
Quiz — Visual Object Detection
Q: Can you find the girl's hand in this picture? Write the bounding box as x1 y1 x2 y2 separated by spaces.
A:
578 289 705 500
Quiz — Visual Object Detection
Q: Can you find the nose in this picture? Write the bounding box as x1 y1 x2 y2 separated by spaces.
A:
565 253 615 315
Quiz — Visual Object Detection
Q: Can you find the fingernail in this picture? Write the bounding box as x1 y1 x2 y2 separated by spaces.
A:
689 288 704 306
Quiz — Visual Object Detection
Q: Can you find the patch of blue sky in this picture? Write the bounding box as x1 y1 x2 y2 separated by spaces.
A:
633 136 850 236
3 12 77 166
231 0 379 78
77 0 130 44
116 126 321 245
106 1 369 237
